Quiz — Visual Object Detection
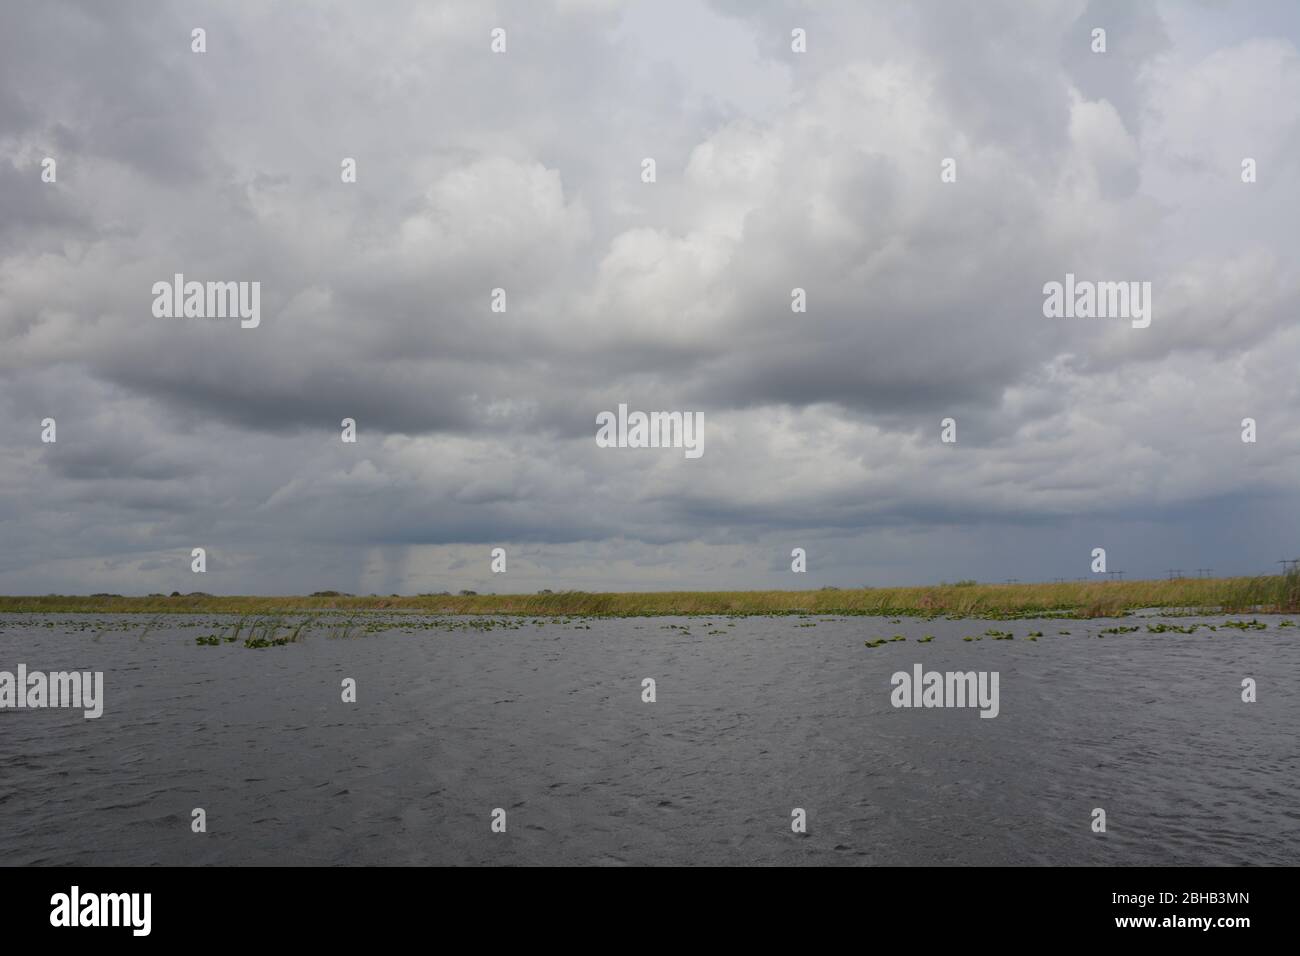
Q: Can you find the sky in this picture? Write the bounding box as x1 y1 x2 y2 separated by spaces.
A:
1 0 1298 595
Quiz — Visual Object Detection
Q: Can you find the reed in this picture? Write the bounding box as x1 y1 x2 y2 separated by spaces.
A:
2 570 1297 618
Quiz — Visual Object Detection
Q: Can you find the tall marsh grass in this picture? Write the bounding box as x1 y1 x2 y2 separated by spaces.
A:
3 570 1298 618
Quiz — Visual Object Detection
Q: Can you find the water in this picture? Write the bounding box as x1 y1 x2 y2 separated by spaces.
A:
1 613 1295 865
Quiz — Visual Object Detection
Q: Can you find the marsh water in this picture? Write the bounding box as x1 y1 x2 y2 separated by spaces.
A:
1 612 1295 866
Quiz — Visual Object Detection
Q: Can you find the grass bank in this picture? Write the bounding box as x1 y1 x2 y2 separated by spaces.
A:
2 572 1298 618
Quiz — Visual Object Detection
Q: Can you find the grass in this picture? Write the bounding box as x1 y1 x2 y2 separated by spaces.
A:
1 570 1298 618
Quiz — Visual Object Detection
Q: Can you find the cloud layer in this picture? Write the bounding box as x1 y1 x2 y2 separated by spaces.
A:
2 0 1298 594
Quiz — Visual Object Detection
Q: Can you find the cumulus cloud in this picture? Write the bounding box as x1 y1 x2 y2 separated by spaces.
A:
1 0 1297 594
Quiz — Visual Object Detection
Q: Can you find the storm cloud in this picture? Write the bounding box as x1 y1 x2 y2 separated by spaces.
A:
1 0 1298 594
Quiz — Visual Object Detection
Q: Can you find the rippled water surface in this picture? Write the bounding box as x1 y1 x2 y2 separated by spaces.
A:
1 613 1296 865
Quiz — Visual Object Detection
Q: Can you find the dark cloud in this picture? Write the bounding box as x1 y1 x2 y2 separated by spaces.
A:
1 0 1298 594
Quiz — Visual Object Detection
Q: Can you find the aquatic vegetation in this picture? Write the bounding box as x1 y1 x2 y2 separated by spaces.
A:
244 635 290 649
3 568 1299 618
8 599 1292 655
